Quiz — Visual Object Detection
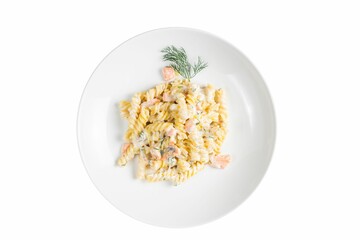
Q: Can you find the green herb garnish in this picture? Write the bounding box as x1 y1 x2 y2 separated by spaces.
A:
138 131 146 141
161 46 208 80
160 137 165 148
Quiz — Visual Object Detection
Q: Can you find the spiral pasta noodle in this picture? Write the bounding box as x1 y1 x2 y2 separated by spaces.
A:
175 162 205 185
131 108 150 139
119 100 131 119
136 153 147 180
117 143 135 166
174 118 187 140
215 89 228 130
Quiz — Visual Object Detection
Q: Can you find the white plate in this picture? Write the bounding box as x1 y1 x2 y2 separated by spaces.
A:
77 28 276 228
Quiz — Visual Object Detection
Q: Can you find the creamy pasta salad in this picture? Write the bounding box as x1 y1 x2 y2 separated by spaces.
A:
117 46 230 185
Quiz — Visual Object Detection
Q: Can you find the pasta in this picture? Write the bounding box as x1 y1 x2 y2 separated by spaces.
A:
117 78 230 185
118 100 131 119
175 162 205 184
117 143 135 166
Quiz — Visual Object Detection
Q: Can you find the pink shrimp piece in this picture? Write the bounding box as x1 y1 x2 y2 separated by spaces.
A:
163 92 175 102
141 98 160 107
166 127 177 137
160 152 169 161
150 148 161 160
166 127 178 144
210 154 231 169
162 66 175 81
121 143 130 155
185 119 196 133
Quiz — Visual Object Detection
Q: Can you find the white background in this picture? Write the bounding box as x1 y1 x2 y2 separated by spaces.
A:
1 0 359 239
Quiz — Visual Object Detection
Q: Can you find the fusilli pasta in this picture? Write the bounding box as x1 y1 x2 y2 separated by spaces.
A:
117 79 230 185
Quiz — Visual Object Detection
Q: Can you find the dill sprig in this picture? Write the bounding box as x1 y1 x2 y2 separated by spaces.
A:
161 46 208 80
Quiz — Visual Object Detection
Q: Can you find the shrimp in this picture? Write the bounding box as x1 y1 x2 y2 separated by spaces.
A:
166 126 178 144
141 98 160 107
210 154 231 169
185 118 196 133
163 92 175 102
166 127 177 137
162 66 176 81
